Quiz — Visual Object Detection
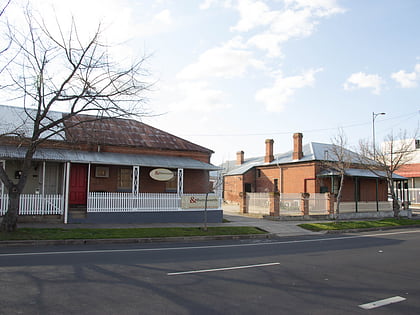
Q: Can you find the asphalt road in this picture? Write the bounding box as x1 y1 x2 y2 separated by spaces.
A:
0 229 419 315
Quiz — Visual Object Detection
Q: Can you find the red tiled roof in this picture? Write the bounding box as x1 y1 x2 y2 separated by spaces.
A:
395 164 420 178
63 115 213 154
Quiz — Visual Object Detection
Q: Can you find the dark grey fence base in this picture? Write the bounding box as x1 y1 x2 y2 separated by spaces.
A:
68 210 223 224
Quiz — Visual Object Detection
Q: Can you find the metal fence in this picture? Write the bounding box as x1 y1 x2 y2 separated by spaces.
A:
0 194 64 215
404 188 420 205
246 193 271 215
245 193 329 216
338 201 392 213
245 192 399 216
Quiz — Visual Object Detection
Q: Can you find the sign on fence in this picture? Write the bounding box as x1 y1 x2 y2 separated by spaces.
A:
181 195 219 209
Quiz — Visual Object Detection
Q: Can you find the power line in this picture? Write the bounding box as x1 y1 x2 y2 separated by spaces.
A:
180 110 419 137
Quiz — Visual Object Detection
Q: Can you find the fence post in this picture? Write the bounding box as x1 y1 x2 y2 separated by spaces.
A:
327 193 335 216
269 192 280 216
300 193 310 217
239 192 247 214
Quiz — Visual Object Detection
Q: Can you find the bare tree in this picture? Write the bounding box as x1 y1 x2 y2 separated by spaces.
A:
0 0 12 74
322 130 353 220
359 130 416 218
0 9 150 232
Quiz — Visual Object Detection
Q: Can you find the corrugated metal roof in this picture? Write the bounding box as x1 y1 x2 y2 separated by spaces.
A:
0 146 220 170
64 115 214 153
0 105 214 154
224 142 375 176
318 168 407 180
0 105 64 140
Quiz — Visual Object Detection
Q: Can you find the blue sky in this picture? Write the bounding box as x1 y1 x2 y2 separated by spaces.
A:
6 0 420 164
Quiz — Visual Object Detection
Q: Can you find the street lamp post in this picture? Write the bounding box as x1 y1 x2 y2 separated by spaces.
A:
372 112 386 159
372 111 385 213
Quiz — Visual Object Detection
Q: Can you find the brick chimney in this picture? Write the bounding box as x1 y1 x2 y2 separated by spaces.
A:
265 139 274 163
236 150 244 165
293 133 303 160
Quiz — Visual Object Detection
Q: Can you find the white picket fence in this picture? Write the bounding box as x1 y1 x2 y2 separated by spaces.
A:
0 194 64 215
87 192 221 212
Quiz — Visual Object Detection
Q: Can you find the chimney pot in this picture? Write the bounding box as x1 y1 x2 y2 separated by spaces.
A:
265 139 274 163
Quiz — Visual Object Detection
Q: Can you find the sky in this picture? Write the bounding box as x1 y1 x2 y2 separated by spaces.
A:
4 0 420 165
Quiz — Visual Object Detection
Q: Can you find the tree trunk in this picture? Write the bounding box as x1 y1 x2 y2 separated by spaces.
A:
387 180 400 218
0 185 20 232
335 174 345 222
392 197 400 218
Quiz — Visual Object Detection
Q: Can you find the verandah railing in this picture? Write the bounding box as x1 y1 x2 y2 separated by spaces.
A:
87 192 221 212
0 192 222 215
0 194 64 215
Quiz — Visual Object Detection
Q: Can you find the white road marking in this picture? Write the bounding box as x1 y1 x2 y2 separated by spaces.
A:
167 262 280 276
359 296 406 310
0 229 419 257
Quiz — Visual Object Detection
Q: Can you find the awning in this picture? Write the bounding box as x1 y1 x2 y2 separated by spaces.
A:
318 168 407 180
0 145 220 171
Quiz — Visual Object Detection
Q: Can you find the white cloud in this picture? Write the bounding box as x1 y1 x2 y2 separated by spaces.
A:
391 64 420 88
177 37 265 80
230 0 273 32
228 0 345 57
166 81 232 112
154 9 173 25
343 72 384 95
285 0 346 16
255 68 323 112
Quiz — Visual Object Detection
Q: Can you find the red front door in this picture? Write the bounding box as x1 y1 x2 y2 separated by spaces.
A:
69 164 88 205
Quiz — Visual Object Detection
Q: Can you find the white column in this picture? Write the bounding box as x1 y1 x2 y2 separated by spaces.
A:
132 166 140 194
42 161 46 196
0 161 4 210
177 168 184 196
64 162 71 224
87 163 91 194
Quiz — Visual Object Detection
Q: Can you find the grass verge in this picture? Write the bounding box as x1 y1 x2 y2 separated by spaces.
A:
0 226 267 241
298 218 420 232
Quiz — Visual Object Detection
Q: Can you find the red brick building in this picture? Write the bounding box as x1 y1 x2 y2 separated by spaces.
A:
0 105 221 223
223 133 404 206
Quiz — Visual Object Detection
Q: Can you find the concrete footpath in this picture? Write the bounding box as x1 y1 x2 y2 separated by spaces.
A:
0 212 323 247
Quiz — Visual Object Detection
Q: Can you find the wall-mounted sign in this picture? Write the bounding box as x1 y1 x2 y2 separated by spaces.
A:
149 168 174 181
181 195 219 209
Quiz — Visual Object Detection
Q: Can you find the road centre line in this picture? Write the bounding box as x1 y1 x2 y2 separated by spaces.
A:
359 296 406 310
0 229 419 257
167 262 280 276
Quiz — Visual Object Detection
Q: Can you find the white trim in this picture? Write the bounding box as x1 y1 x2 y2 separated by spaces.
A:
87 163 91 194
177 168 184 196
132 165 140 194
42 161 46 196
0 160 4 202
64 162 70 224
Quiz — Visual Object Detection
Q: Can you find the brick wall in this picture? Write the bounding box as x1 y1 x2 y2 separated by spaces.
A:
224 175 243 204
184 169 211 193
281 163 317 193
255 167 279 192
90 165 119 192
